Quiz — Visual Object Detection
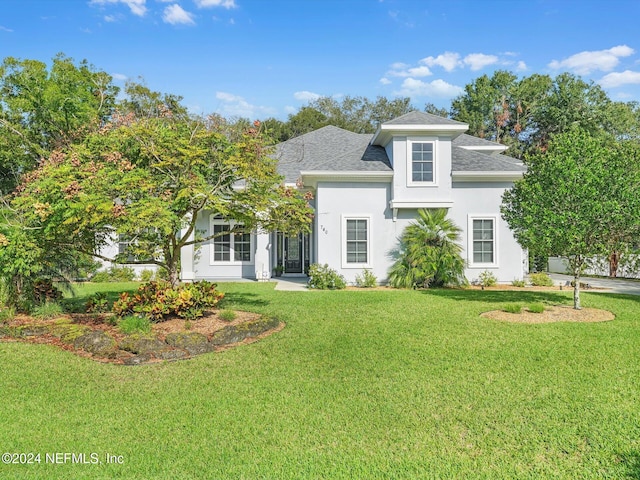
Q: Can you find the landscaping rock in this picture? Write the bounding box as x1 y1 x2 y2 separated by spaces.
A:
210 317 280 346
156 349 188 361
16 324 51 337
120 335 168 355
74 331 118 357
123 353 153 365
51 324 92 344
165 332 212 355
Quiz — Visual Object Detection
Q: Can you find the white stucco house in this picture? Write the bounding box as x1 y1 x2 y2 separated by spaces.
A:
176 111 527 284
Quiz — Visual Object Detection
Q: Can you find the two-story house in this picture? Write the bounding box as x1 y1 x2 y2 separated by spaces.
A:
179 111 527 284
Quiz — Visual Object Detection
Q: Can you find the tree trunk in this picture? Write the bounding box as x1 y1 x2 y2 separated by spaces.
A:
609 251 619 277
573 270 581 310
165 257 180 287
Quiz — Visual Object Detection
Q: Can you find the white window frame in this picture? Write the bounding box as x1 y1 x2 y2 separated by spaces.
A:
467 214 498 268
209 214 254 265
341 215 371 269
407 137 438 187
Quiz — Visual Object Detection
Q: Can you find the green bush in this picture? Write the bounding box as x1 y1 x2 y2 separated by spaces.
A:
139 269 155 283
529 272 553 287
308 264 346 290
219 309 237 321
502 303 522 314
112 281 225 322
85 292 109 313
511 279 526 287
388 209 467 289
32 302 65 319
355 269 378 288
478 270 497 288
91 266 136 283
0 306 16 323
528 303 545 313
118 315 151 334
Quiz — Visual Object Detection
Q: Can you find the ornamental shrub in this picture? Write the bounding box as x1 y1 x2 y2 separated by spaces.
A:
478 270 497 288
118 315 151 334
308 264 346 290
528 302 545 313
355 269 378 288
529 272 553 286
91 266 136 283
112 280 225 322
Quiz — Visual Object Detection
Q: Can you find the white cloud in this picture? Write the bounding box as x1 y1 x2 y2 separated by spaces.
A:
215 91 276 118
90 0 147 16
293 91 321 101
0 25 14 32
549 45 635 75
111 73 128 81
379 77 391 85
163 4 196 25
516 61 527 72
284 105 296 114
394 78 463 98
104 14 116 21
463 53 499 71
386 64 432 78
194 0 236 8
421 52 460 72
599 70 640 88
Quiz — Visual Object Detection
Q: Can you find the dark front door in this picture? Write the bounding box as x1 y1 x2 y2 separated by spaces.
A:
285 234 303 273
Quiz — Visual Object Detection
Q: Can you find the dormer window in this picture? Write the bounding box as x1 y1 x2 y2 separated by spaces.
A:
407 137 437 186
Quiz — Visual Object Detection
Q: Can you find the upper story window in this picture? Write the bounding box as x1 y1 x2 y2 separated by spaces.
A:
412 142 434 182
407 137 437 186
210 215 253 264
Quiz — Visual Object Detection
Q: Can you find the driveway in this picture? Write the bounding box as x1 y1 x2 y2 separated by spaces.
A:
548 273 640 296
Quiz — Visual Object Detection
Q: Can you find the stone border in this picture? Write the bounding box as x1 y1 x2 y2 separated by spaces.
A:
0 316 283 365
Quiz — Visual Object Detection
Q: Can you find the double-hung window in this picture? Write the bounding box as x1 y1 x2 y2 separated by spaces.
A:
210 215 252 264
469 216 497 266
407 138 437 186
342 216 370 268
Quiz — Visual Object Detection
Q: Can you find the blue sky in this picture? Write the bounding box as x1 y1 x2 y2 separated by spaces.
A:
2 0 640 120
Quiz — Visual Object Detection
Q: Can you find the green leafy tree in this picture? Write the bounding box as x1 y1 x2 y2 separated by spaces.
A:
0 54 118 194
501 128 640 308
388 209 467 289
9 114 314 287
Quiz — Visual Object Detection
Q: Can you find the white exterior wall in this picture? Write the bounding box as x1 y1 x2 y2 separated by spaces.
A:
96 236 158 279
449 182 526 283
390 136 453 204
191 210 257 280
315 181 400 284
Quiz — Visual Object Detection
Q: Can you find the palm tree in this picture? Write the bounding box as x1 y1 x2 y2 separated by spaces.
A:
388 208 467 288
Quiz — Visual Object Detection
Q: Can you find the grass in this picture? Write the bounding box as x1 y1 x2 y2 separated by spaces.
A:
31 301 65 319
218 309 237 321
117 315 151 334
527 302 546 313
60 281 140 313
1 284 640 478
502 302 522 313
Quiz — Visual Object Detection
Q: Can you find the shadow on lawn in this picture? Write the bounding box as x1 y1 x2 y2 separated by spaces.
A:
219 291 269 309
421 288 572 305
619 451 640 479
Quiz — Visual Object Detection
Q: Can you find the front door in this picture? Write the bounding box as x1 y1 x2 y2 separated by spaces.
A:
276 232 310 275
285 234 302 273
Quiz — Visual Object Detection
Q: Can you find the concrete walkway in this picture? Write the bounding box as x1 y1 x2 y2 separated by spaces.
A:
273 277 309 291
548 273 640 296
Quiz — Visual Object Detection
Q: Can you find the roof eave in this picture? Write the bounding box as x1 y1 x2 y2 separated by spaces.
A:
372 124 469 146
452 171 524 182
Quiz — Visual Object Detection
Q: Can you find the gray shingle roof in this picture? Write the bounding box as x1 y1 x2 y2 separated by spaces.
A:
274 123 524 182
452 133 505 148
382 111 467 126
452 146 525 172
275 125 391 183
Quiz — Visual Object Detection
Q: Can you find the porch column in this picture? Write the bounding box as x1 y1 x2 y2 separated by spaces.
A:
254 232 271 281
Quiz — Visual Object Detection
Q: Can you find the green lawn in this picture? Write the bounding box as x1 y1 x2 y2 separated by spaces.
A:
1 284 640 479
